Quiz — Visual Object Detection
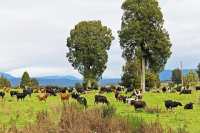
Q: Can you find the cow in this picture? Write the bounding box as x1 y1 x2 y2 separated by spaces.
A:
77 97 87 108
162 87 167 93
0 92 5 99
165 100 182 110
71 92 80 99
196 86 200 91
16 93 27 101
95 95 109 105
130 100 146 110
46 88 57 96
37 93 49 102
10 91 18 97
117 95 127 103
23 88 33 97
184 102 194 109
180 89 192 94
100 87 112 93
60 92 70 102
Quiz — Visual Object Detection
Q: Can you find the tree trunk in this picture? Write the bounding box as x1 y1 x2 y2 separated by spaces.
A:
141 56 146 92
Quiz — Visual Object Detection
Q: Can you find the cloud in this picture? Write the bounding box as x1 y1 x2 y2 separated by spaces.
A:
0 0 200 77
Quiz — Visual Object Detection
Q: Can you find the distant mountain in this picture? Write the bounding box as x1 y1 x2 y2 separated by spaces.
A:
0 69 195 87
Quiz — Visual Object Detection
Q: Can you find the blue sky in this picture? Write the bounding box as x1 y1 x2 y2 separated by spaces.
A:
0 0 200 78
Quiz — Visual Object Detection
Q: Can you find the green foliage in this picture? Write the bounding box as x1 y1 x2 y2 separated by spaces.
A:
145 71 160 89
101 105 116 118
184 70 199 87
20 71 31 89
121 59 141 89
172 68 182 85
67 20 114 87
118 0 172 73
121 59 160 89
0 76 11 88
30 78 39 88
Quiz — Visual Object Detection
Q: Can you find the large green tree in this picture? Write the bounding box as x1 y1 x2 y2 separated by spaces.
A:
119 0 172 92
171 68 182 86
67 21 114 88
20 71 31 89
184 70 199 87
0 76 11 88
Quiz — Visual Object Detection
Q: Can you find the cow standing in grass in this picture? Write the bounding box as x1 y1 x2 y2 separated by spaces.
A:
95 95 109 105
37 93 49 102
60 90 70 103
0 92 5 100
165 100 182 110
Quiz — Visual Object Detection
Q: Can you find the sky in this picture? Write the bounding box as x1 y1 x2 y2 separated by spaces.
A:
0 0 200 78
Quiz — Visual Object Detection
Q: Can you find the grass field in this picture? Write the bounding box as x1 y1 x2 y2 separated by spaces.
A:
0 90 200 133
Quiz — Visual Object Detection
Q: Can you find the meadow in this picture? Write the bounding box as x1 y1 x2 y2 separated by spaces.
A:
0 90 200 133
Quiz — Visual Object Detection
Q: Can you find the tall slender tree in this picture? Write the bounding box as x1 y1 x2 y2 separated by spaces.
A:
119 0 172 92
20 71 31 89
67 21 114 88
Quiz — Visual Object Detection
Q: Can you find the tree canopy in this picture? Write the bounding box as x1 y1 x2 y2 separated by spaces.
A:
20 71 31 89
171 68 182 85
119 0 172 91
67 20 114 88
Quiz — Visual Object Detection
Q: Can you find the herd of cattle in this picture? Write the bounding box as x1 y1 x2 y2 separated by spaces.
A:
0 85 199 111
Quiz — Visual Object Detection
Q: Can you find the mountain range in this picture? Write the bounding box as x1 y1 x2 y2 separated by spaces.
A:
0 70 192 87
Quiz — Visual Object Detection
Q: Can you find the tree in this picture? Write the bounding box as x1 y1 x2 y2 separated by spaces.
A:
121 59 141 89
171 68 182 86
121 59 160 90
0 76 11 88
196 63 200 80
184 70 199 87
119 0 172 92
67 21 114 88
20 71 31 89
145 70 160 89
30 78 39 88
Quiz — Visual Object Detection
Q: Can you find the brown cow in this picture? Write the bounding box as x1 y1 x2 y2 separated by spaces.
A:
37 93 49 102
60 92 70 102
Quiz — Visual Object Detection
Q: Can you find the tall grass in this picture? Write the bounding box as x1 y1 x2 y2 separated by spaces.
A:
0 103 186 133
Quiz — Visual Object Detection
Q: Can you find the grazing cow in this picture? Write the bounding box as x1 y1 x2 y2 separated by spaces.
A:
114 91 120 99
184 102 194 109
60 92 70 102
16 93 27 101
95 95 109 105
100 87 112 93
0 92 5 99
165 100 182 110
71 93 80 99
130 100 146 110
162 87 167 93
10 91 18 97
180 89 192 94
23 88 33 97
37 93 49 102
196 86 200 91
117 95 127 103
77 97 87 108
46 88 57 96
76 88 86 94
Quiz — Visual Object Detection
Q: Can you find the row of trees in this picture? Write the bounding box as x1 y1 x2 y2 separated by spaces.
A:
66 0 172 91
172 64 200 87
0 72 39 89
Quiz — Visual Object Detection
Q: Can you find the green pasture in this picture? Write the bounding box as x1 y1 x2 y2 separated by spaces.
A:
0 90 200 133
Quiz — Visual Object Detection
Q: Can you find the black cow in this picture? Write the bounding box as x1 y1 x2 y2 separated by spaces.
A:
184 102 194 109
16 93 27 101
77 97 87 108
95 95 109 105
180 89 192 94
162 87 167 93
23 88 33 97
196 86 200 91
100 87 112 93
0 92 5 99
10 91 18 97
130 100 146 110
71 93 80 99
46 88 57 96
165 100 182 110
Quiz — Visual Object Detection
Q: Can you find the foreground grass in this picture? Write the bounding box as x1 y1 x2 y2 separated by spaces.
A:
0 90 200 133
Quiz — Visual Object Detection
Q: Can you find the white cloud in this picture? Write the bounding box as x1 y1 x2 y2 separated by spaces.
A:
0 0 200 77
